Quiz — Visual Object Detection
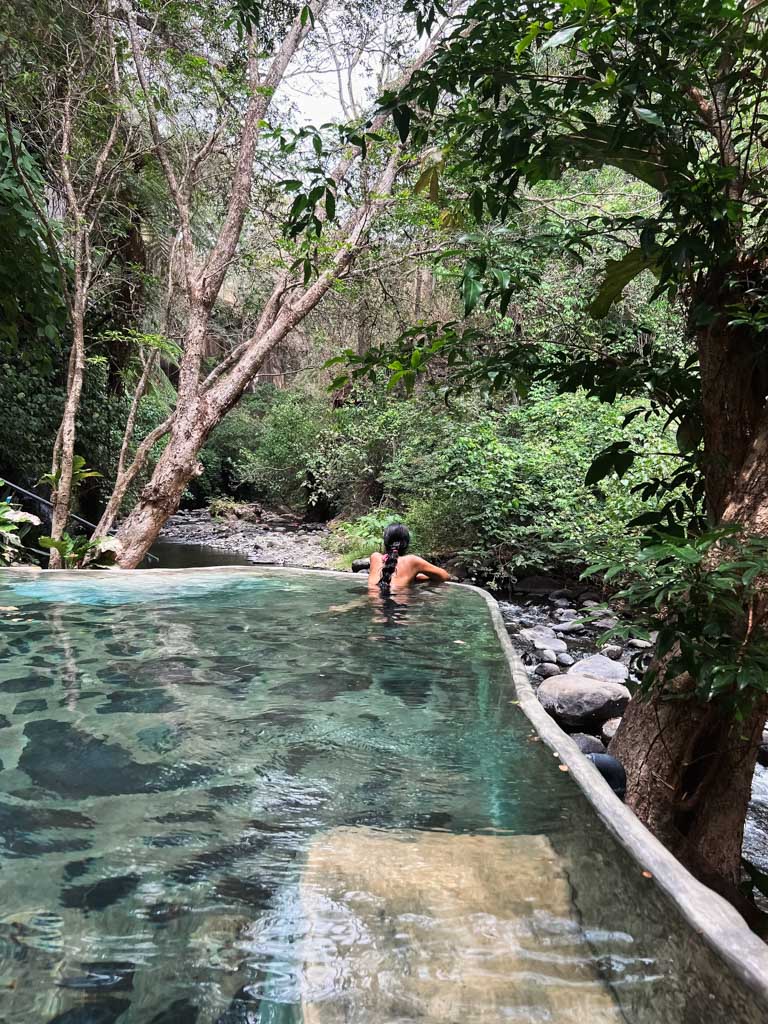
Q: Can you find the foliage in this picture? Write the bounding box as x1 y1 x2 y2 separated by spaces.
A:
39 455 102 491
0 131 66 371
38 532 117 569
328 508 403 566
232 388 333 508
0 487 41 564
588 528 768 716
390 0 768 304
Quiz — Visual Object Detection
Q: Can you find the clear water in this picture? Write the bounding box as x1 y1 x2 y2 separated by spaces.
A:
0 568 763 1024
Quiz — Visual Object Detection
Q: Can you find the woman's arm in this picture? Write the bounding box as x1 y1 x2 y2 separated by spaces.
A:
412 557 450 583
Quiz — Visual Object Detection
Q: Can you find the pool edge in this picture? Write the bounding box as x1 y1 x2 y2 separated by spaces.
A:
456 579 768 1009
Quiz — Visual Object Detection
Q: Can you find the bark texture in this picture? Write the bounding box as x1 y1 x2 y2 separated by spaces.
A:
611 305 768 894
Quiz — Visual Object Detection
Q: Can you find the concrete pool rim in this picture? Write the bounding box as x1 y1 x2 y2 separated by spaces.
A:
4 563 768 1006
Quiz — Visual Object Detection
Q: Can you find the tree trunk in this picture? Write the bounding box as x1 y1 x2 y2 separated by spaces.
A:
611 356 768 895
114 403 213 567
610 691 766 896
48 285 87 568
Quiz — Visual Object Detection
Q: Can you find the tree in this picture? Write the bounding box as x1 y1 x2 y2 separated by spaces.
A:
98 0 449 567
3 0 143 564
374 0 768 895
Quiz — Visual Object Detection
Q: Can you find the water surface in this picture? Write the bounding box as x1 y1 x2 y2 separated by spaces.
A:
0 569 762 1023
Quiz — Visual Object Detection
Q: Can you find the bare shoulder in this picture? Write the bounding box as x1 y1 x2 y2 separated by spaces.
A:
369 551 383 565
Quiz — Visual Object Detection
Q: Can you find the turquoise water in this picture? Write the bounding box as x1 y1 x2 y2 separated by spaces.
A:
0 568 763 1023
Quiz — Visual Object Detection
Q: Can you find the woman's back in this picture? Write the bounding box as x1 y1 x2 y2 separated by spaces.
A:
368 522 450 594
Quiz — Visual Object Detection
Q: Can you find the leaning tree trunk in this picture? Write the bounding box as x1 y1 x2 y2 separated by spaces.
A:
611 308 768 897
113 402 214 567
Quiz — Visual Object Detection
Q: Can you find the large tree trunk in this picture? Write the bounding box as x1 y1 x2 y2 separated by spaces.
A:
611 319 768 895
113 400 217 567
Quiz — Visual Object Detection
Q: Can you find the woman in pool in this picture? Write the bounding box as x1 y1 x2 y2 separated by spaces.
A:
368 523 450 594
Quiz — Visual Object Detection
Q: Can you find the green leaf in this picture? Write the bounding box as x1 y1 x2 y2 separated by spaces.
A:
541 25 580 50
634 107 664 128
589 248 659 319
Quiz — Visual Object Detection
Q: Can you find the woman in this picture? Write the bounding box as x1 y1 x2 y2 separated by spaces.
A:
368 523 450 594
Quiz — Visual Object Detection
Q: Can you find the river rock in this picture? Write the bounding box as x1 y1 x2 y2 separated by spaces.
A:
539 649 557 664
602 717 623 743
519 627 568 654
552 620 585 634
351 559 371 573
600 645 623 661
568 655 628 683
628 638 653 650
515 575 567 595
552 608 579 622
537 676 631 729
551 597 572 609
535 663 561 679
556 653 575 667
571 734 606 756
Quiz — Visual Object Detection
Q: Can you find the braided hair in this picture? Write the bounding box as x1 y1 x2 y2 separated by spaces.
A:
378 523 411 594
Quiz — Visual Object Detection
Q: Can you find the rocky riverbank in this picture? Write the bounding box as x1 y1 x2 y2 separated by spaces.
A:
158 507 337 569
500 580 768 907
498 583 650 753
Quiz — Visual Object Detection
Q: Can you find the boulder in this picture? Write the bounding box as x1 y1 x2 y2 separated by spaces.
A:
519 627 568 654
568 655 628 683
539 649 557 664
552 620 585 634
535 663 561 679
600 645 623 661
515 575 567 595
537 675 631 729
602 717 623 743
571 733 606 756
552 608 579 623
556 653 575 667
351 558 371 573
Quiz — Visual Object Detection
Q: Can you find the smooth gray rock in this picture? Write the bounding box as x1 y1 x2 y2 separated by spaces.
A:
592 616 619 629
519 627 568 653
601 644 623 661
628 638 653 650
537 675 631 729
571 733 606 755
553 608 579 622
552 620 585 634
551 597 572 609
568 654 628 683
535 663 562 679
580 599 600 609
602 716 623 743
539 648 558 664
351 558 371 573
557 652 575 667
